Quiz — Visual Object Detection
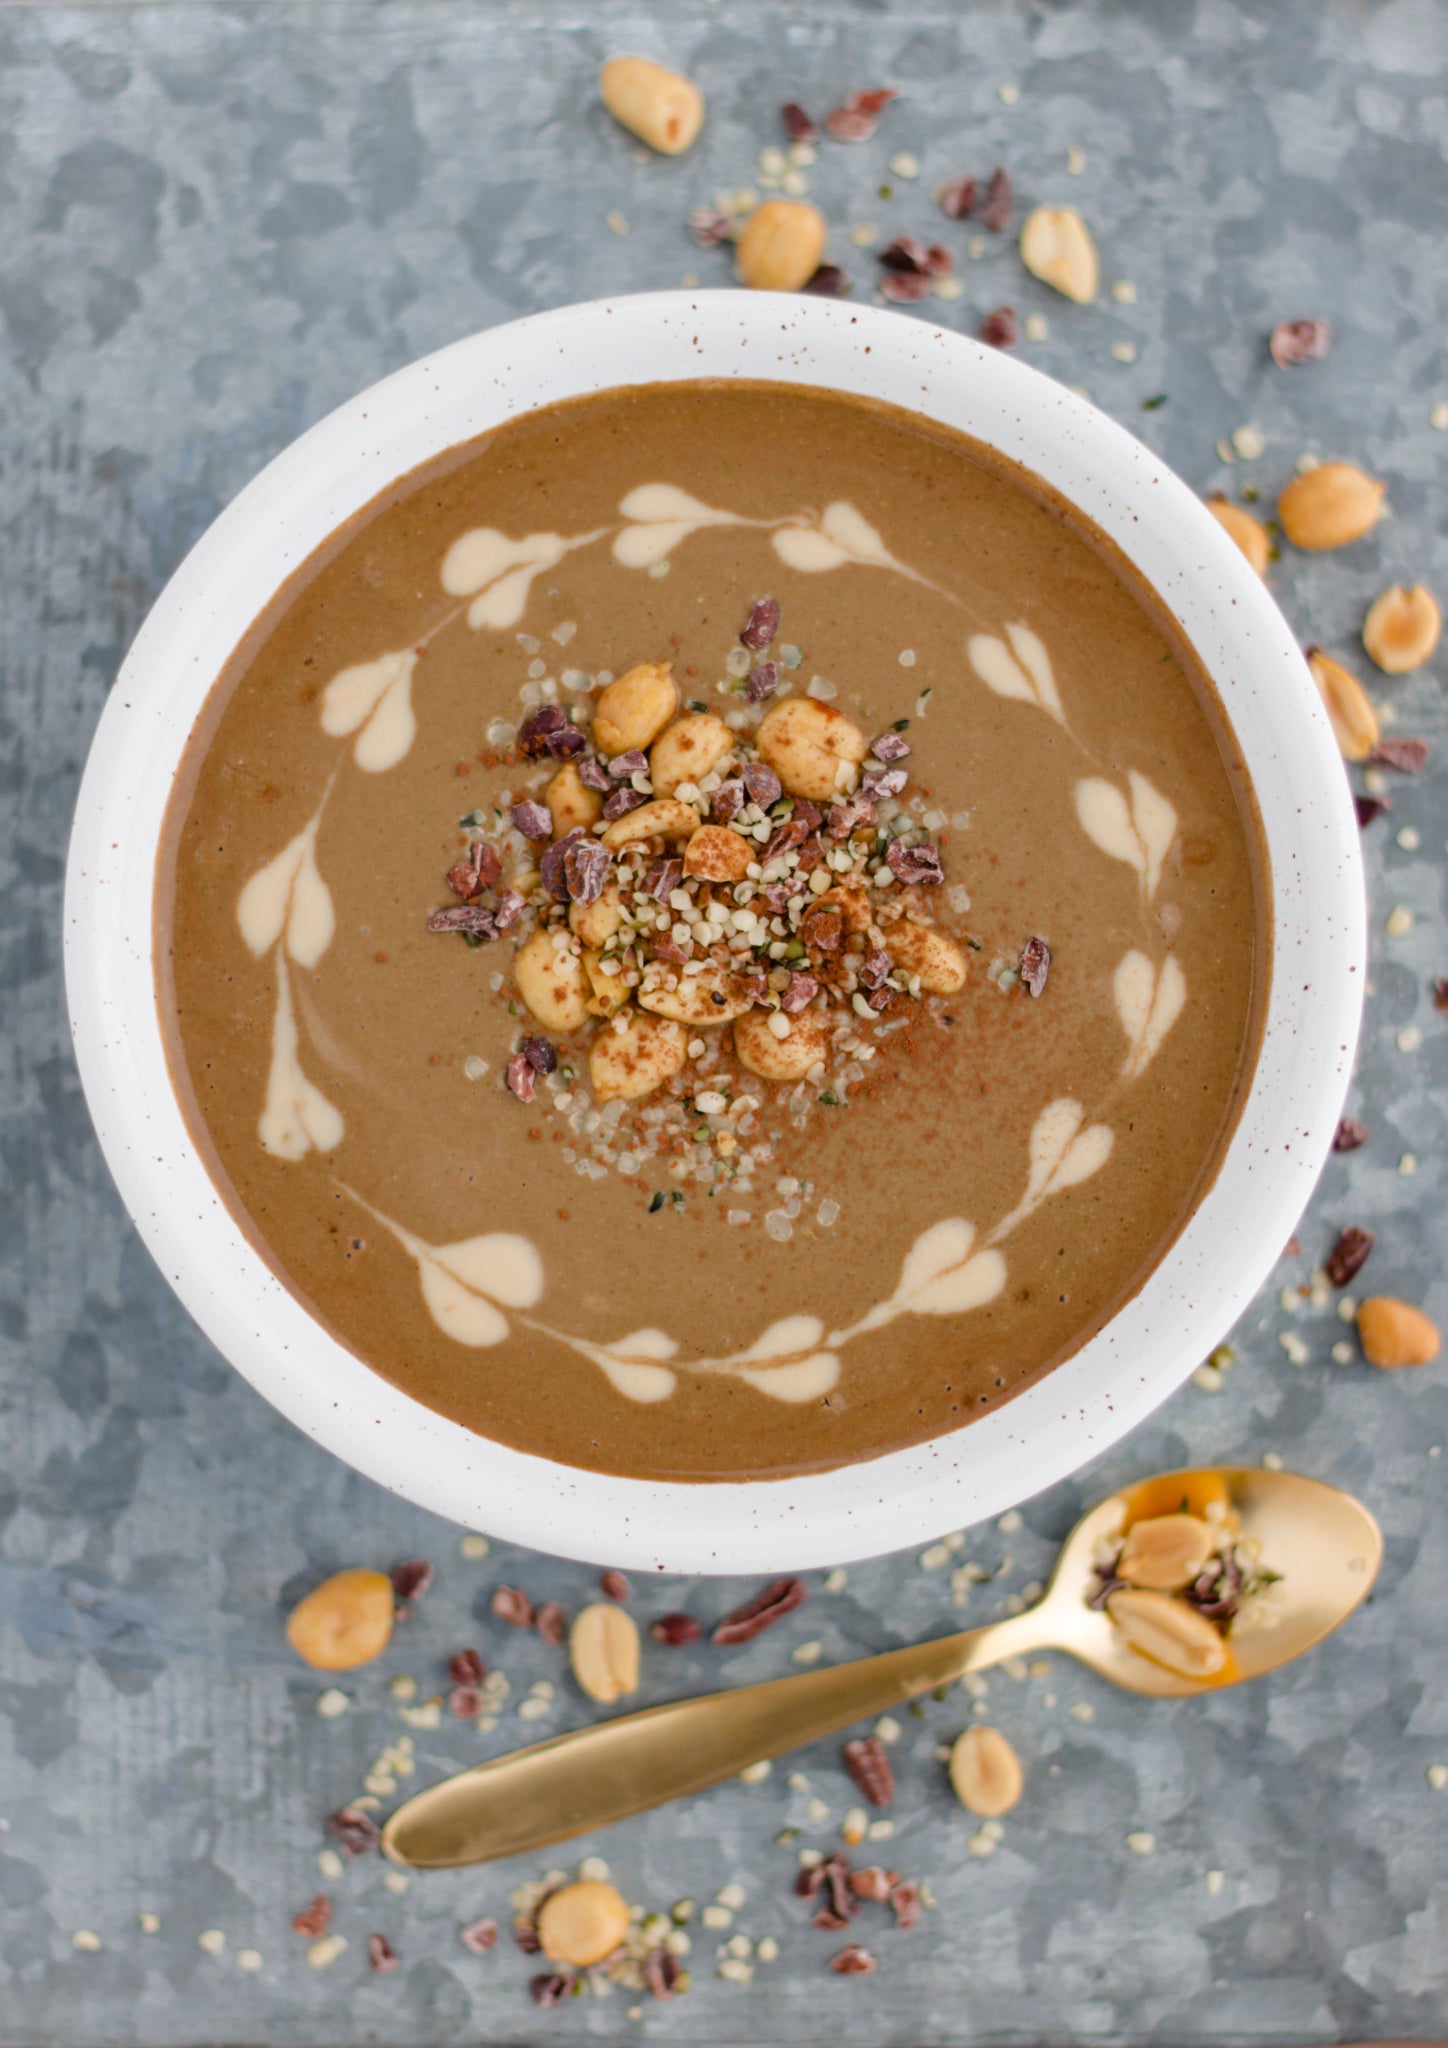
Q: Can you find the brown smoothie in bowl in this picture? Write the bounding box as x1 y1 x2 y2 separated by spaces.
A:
157 381 1267 1482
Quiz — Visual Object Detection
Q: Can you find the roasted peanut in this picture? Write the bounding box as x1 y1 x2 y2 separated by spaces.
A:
1019 205 1099 303
1307 646 1379 763
884 919 967 995
569 879 623 950
650 711 734 796
599 797 699 851
683 823 754 883
1362 583 1441 674
1117 1513 1217 1592
1206 498 1270 578
592 661 679 756
948 1725 1023 1817
1277 462 1385 551
813 883 873 935
1357 1296 1441 1369
755 697 869 801
589 1008 687 1101
514 929 590 1032
547 760 604 838
599 56 705 157
582 949 630 1018
569 1601 641 1704
286 1569 394 1672
735 200 828 293
639 965 752 1026
1106 1587 1227 1679
733 1005 829 1082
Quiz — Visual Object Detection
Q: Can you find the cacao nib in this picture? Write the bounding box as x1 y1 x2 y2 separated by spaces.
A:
427 904 499 937
458 1917 498 1954
601 1569 631 1601
521 1036 557 1075
328 1806 381 1857
1325 1225 1375 1287
505 1053 536 1103
1018 935 1051 997
446 861 481 899
492 1586 535 1628
764 818 809 862
796 834 826 873
688 207 733 250
493 888 525 932
650 931 693 965
886 839 944 885
603 786 649 820
843 1735 895 1808
862 763 907 799
448 842 501 898
712 1577 806 1645
450 1684 482 1719
563 836 612 903
531 1974 571 2007
781 100 818 143
518 705 566 757
827 793 876 837
712 778 746 823
979 165 1013 232
540 828 584 900
741 596 780 650
829 1943 876 1975
642 857 683 903
804 264 853 298
545 723 585 760
870 731 911 762
368 1933 400 1974
762 878 808 913
880 234 931 275
858 948 892 990
450 1646 485 1687
1435 978 1448 1012
923 243 953 275
607 749 650 779
889 1880 921 1930
880 270 931 304
824 87 897 143
866 984 893 1012
1270 318 1331 368
577 754 612 792
781 971 820 1013
1333 1116 1369 1152
292 1895 332 1938
651 1611 702 1645
938 173 977 219
747 659 780 702
979 305 1018 349
793 798 823 831
534 1600 567 1647
514 1922 543 1954
1355 794 1391 828
390 1558 434 1609
644 1947 683 1999
1371 736 1429 773
848 1866 893 1903
801 904 844 953
813 1907 852 1932
743 760 783 807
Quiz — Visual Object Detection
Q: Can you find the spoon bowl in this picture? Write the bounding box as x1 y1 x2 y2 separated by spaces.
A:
383 1465 1382 1868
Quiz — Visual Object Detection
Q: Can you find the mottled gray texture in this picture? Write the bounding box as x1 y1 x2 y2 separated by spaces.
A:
2 1 1447 2042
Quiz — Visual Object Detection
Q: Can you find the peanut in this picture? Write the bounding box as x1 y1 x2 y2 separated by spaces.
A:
813 883 873 935
948 1725 1023 1817
755 697 869 801
569 1601 641 1704
514 929 590 1033
735 200 828 293
286 1569 394 1672
639 965 752 1026
1106 1588 1227 1680
1306 646 1379 763
569 880 623 950
1277 462 1385 551
650 711 734 796
1206 499 1270 578
589 1008 686 1102
1019 205 1099 303
1117 1513 1217 1592
547 760 604 839
884 919 967 995
1362 583 1441 674
734 1005 829 1082
599 56 704 157
593 661 679 756
537 1879 632 1968
599 797 699 852
683 823 754 883
582 949 629 1018
1357 1296 1441 1369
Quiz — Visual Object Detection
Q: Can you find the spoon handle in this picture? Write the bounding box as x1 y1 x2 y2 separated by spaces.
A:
383 1608 1049 1868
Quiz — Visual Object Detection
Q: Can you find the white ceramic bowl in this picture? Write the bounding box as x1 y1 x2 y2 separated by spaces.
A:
64 291 1364 1573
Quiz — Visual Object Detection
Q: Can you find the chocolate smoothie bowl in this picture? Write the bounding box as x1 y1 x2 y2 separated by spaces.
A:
65 294 1363 1567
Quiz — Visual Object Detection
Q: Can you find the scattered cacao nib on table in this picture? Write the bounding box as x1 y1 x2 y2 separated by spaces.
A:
712 1576 807 1644
1269 317 1331 367
843 1735 896 1808
367 1932 400 1974
979 305 1019 349
1326 1225 1375 1288
1333 1116 1370 1152
291 1895 332 1939
389 1557 434 1610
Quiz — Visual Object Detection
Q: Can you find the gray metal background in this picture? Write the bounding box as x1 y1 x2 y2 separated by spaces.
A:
2 2 1446 2041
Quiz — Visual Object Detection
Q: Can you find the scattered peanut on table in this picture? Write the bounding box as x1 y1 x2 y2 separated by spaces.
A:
1277 461 1385 551
570 1603 643 1704
1019 206 1099 303
537 1879 634 1966
1206 498 1271 577
735 201 828 293
1306 646 1380 762
599 56 705 156
1361 583 1441 674
286 1569 394 1672
949 1725 1024 1817
1357 1297 1441 1369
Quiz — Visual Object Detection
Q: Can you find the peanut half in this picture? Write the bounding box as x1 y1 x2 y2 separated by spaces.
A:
599 56 705 157
547 760 604 839
1116 1513 1217 1592
650 711 734 796
734 1005 829 1082
537 1879 633 1967
1106 1587 1227 1680
1206 499 1271 578
639 964 752 1026
581 949 629 1019
569 880 623 951
1277 462 1385 551
1019 206 1099 303
593 662 679 756
683 823 754 883
948 1725 1023 1817
1307 646 1379 763
569 1602 641 1704
589 1008 687 1101
599 797 698 852
1362 583 1441 674
755 697 868 801
1357 1296 1441 1369
884 920 967 995
514 929 590 1032
736 201 828 293
286 1568 394 1672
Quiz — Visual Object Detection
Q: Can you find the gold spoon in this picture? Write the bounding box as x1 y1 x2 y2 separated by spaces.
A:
383 1466 1380 1870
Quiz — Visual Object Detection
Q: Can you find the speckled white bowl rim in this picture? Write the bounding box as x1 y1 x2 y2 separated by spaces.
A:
64 290 1364 1573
